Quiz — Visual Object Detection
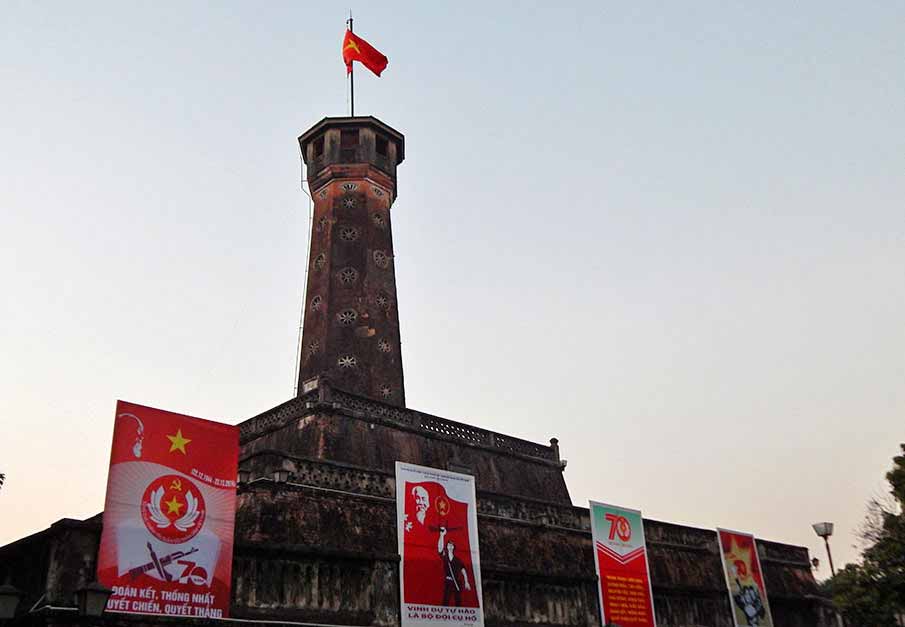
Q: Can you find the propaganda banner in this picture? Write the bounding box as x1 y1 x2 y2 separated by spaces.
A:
395 462 484 627
717 528 774 627
97 401 239 618
589 501 657 627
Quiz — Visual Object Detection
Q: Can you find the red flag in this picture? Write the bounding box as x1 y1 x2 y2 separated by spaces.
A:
401 480 480 608
342 29 388 77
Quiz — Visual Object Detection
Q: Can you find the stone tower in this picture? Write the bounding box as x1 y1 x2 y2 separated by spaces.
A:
296 116 406 406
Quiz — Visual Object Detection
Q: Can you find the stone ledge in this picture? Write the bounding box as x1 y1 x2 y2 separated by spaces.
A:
237 381 562 467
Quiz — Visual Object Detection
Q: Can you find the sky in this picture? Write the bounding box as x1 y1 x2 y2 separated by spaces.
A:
1 1 903 578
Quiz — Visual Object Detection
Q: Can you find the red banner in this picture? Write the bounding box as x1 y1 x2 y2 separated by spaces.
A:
97 401 238 618
717 528 774 627
396 462 484 627
590 501 657 627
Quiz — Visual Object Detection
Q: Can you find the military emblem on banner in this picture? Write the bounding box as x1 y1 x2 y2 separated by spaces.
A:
141 475 206 543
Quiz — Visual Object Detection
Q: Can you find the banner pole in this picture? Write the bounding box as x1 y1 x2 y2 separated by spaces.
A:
348 11 354 116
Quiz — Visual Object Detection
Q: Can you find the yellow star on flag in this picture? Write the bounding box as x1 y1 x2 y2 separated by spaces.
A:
165 496 183 515
167 429 191 454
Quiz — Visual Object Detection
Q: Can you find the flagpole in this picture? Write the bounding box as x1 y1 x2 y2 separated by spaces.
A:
347 11 354 117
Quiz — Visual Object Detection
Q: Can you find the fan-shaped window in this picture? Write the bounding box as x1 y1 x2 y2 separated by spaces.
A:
373 250 390 269
338 267 359 286
337 309 358 326
339 227 359 242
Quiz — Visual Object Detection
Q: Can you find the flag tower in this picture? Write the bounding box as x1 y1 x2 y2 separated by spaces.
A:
296 116 406 406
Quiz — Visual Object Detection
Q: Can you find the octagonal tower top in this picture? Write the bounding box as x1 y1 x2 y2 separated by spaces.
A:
299 116 404 194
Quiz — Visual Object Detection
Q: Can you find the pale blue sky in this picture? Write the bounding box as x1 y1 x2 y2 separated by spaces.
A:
1 1 903 576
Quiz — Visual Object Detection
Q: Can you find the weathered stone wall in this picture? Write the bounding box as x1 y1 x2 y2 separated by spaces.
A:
0 481 832 627
239 390 571 505
230 467 827 627
0 384 835 627
0 517 102 609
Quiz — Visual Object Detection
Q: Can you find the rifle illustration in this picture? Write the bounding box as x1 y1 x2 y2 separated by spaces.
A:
428 522 463 533
128 543 198 581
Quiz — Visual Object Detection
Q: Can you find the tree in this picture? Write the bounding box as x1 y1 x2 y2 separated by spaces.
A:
827 444 905 626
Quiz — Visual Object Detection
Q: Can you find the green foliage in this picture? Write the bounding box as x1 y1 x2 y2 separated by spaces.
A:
829 444 905 626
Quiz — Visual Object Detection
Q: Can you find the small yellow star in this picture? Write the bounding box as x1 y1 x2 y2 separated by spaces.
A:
165 496 183 515
166 429 191 454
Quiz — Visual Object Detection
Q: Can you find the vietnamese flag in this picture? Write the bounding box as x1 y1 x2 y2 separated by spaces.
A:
342 29 388 76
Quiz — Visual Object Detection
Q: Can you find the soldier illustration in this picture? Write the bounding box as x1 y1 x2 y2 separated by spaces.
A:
437 526 470 606
733 577 766 626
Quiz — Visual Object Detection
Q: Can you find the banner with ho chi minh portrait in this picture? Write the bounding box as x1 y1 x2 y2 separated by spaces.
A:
395 462 484 627
589 501 657 627
717 528 774 627
97 401 239 619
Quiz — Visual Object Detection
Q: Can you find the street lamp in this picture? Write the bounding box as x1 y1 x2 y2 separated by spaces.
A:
0 583 22 620
76 582 113 617
272 469 290 484
812 522 836 577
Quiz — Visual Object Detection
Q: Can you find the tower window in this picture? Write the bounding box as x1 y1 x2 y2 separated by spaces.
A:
376 135 389 157
313 136 325 158
373 250 390 269
338 267 359 286
337 309 358 326
339 226 360 242
341 129 359 149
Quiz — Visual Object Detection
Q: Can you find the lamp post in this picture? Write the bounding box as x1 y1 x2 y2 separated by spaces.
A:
76 582 113 618
273 469 290 484
0 583 22 620
812 522 836 577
